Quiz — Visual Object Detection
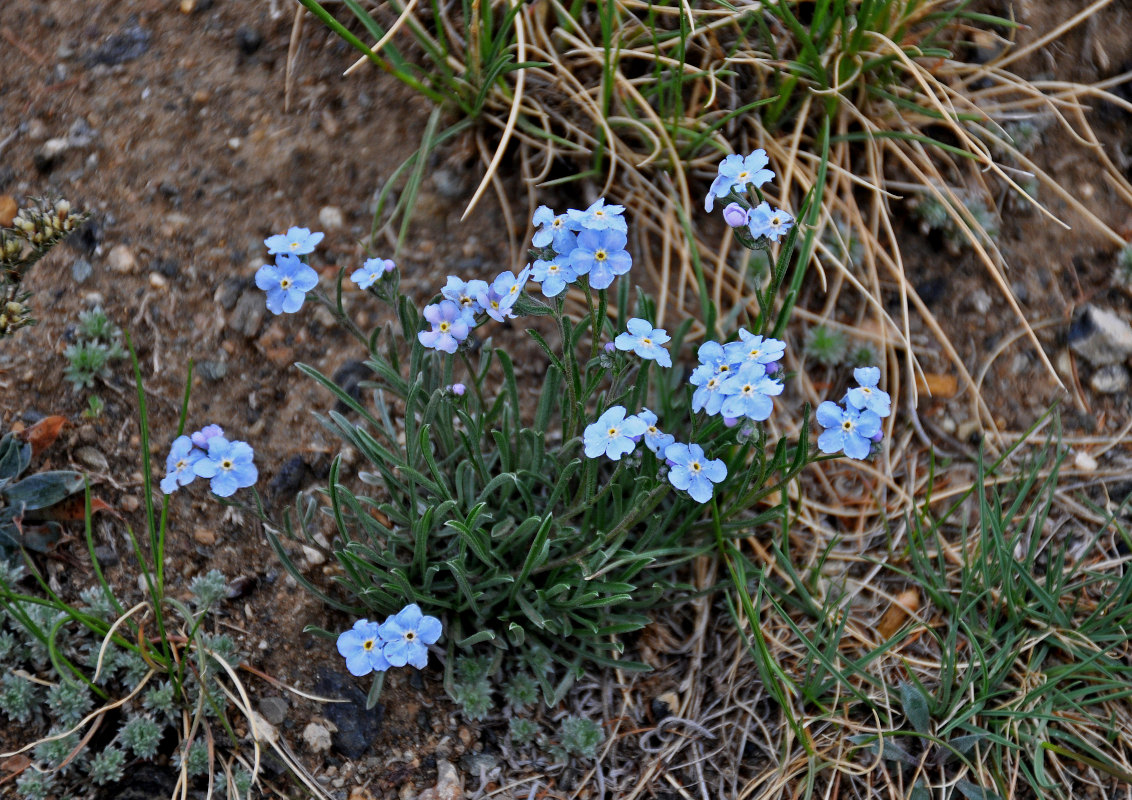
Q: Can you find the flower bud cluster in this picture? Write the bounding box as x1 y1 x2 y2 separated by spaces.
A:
11 197 86 249
0 297 33 337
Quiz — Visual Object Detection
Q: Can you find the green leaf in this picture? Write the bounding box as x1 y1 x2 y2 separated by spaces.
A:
0 520 61 555
0 434 31 482
457 629 497 648
955 779 1002 800
899 681 932 734
2 471 86 511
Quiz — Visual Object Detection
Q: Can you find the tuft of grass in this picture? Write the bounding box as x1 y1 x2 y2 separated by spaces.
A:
710 412 1132 799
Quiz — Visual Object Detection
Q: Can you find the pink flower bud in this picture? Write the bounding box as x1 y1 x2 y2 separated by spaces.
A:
722 203 749 228
765 361 780 375
603 342 616 354
870 430 884 443
449 383 466 396
723 416 739 428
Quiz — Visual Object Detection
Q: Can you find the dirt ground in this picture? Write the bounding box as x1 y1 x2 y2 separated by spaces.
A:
1 0 1132 798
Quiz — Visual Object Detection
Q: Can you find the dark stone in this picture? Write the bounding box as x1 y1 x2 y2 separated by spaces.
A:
267 455 308 501
236 27 263 56
331 360 371 414
152 258 180 278
914 276 947 307
69 216 103 256
0 165 14 190
314 668 384 759
90 23 151 66
214 276 248 310
93 545 119 568
20 410 45 424
259 695 289 726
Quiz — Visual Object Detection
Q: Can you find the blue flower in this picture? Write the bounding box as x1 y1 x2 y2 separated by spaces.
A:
160 436 203 494
567 198 628 233
747 202 794 242
569 229 632 290
845 366 891 418
192 437 258 497
418 300 473 354
816 401 881 460
532 206 580 250
583 406 647 460
664 442 727 503
441 276 485 315
351 257 395 290
378 604 443 669
689 341 739 415
638 408 675 455
189 424 224 450
705 151 774 212
264 226 324 256
720 363 783 422
531 255 577 298
255 253 320 314
336 620 391 677
722 329 787 368
614 318 672 367
476 267 530 322
570 228 633 291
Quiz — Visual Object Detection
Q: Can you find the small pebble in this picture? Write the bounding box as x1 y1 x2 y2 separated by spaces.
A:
319 205 345 231
120 495 140 513
1074 451 1098 472
259 696 289 726
107 244 137 274
303 723 333 754
193 527 217 546
74 446 109 472
72 258 93 283
149 272 168 289
1090 363 1129 394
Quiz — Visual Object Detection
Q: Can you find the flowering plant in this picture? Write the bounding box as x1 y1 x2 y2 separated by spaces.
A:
261 149 891 703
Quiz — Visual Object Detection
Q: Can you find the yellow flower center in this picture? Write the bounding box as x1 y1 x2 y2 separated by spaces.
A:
594 249 607 262
289 241 300 250
841 420 854 432
362 638 375 651
221 459 233 470
439 321 450 332
280 278 292 289
176 459 188 471
691 462 702 472
738 171 749 181
642 337 652 346
405 631 416 641
861 387 872 395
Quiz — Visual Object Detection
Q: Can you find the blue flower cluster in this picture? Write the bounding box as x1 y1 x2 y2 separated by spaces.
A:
585 325 788 504
160 424 257 498
336 604 443 675
416 266 532 354
815 367 892 460
530 198 632 295
690 330 786 422
257 227 322 315
582 407 727 503
705 150 795 244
